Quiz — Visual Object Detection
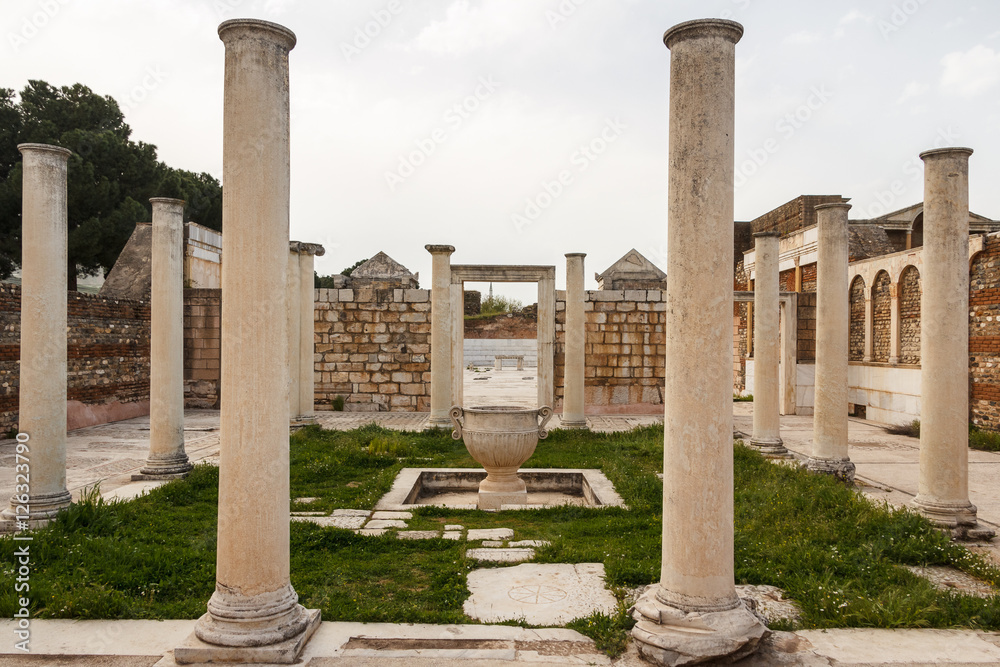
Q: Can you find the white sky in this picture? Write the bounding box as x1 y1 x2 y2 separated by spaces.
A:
4 0 999 303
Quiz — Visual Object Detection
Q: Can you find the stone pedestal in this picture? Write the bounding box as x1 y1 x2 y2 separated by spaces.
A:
562 253 587 429
911 147 991 539
176 19 319 665
1 144 73 526
749 232 787 457
136 198 193 479
806 202 855 482
631 19 767 666
287 244 301 421
425 245 455 429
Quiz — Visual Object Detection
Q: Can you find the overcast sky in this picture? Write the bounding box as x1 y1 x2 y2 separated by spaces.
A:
5 0 999 302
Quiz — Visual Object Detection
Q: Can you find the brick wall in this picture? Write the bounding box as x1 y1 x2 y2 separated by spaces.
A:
313 287 431 412
779 268 796 292
849 277 865 361
184 289 221 408
733 261 749 392
797 292 816 362
899 267 921 365
872 272 891 363
554 289 665 410
1 283 151 433
801 264 817 292
970 235 1000 428
750 195 845 236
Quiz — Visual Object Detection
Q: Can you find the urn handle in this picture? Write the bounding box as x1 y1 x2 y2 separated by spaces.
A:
537 405 553 440
449 406 464 440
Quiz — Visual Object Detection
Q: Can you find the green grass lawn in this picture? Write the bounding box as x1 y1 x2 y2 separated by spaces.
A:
3 423 1000 657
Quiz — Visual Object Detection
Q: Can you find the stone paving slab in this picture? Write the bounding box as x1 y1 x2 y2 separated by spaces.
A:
372 511 413 520
397 530 440 540
468 528 514 541
466 548 535 563
364 519 407 530
294 516 368 530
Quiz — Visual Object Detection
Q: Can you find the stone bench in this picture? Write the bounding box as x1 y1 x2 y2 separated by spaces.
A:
494 354 525 371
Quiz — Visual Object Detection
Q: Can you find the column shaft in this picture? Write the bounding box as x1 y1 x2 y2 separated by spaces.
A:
2 144 72 523
632 19 765 667
298 251 315 420
184 20 318 659
140 198 192 477
450 282 464 407
749 233 785 455
537 274 555 408
425 245 454 427
287 247 301 420
562 254 587 427
913 147 983 534
808 202 855 481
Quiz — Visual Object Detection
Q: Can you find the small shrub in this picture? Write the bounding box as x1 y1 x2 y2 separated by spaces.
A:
734 393 753 402
969 423 1000 452
331 396 345 411
884 420 919 438
480 294 522 316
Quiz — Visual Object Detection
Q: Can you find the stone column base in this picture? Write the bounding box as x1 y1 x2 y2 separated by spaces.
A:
805 457 856 483
560 418 588 430
478 489 527 510
0 488 72 523
134 454 193 480
911 496 994 540
176 608 320 665
424 416 454 431
630 586 768 665
289 416 318 430
748 437 791 459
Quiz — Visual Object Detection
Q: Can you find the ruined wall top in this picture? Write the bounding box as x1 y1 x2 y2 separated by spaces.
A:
594 249 666 290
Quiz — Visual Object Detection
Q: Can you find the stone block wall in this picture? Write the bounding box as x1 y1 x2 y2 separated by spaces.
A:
970 234 1000 429
801 264 817 292
313 287 431 412
1 283 152 433
733 260 750 392
899 267 921 365
554 289 666 412
872 272 892 362
849 277 865 361
184 289 221 408
797 292 816 362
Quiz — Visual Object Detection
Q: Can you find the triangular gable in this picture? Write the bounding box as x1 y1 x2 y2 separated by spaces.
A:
350 251 414 279
595 248 666 284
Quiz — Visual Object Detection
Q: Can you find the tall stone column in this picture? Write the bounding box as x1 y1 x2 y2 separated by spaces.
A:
297 245 322 422
631 19 766 666
425 245 454 428
176 19 319 665
749 232 786 456
806 202 855 482
450 282 465 407
912 147 990 539
1 144 73 525
562 253 587 428
537 272 556 408
137 198 193 479
287 244 301 421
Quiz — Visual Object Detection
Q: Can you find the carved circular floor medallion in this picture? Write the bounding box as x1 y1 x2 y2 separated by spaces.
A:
508 585 567 604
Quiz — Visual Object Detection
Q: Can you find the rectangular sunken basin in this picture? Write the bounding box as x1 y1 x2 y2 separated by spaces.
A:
374 468 625 512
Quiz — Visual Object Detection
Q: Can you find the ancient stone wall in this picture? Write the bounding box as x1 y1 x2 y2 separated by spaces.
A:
1 283 151 432
313 287 431 412
733 260 749 392
871 271 892 363
554 289 665 411
899 266 921 365
970 235 1000 429
184 289 221 408
750 195 845 236
801 264 817 292
849 276 865 361
779 268 796 292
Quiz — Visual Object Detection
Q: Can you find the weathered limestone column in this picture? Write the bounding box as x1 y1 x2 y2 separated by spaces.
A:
749 232 787 456
1 144 73 525
450 282 464 407
888 284 901 365
562 253 587 428
631 19 767 666
779 298 797 415
425 245 454 428
287 244 301 421
912 147 990 539
862 295 873 363
537 272 556 408
297 245 323 422
137 198 193 479
176 20 319 664
806 202 856 482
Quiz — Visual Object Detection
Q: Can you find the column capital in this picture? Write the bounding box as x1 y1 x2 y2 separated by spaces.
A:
920 146 973 161
815 201 852 212
18 143 72 160
565 252 587 258
150 197 186 208
663 18 743 49
425 244 455 255
289 241 325 256
752 231 780 240
218 18 296 49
